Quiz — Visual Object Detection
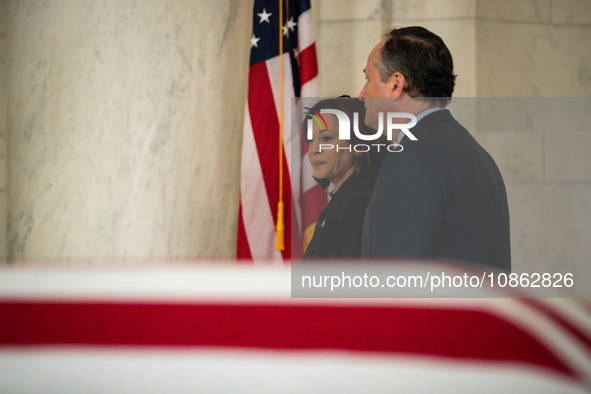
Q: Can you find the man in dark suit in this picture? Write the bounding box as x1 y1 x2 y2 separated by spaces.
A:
360 26 511 271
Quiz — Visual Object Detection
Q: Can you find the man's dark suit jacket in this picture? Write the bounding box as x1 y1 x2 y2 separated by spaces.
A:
304 174 374 259
362 109 511 271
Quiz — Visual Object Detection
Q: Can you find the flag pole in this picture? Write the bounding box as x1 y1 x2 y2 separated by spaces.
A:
276 0 286 251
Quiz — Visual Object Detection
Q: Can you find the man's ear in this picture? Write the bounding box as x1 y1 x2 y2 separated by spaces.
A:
386 72 406 97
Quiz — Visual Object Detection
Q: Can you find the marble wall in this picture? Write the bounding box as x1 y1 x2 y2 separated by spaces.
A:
459 99 591 285
387 0 478 97
4 0 252 261
472 0 591 284
316 0 591 96
316 0 384 97
0 0 7 260
477 0 591 96
316 0 477 97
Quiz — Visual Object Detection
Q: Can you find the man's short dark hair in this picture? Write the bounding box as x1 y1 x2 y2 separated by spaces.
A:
377 26 457 105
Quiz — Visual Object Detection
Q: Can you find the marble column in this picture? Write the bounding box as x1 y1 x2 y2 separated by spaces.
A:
6 0 252 261
0 1 7 260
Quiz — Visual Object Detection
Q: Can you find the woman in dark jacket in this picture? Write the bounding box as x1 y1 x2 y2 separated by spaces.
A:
303 97 387 259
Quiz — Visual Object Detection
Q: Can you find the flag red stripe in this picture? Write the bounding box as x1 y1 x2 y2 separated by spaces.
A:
517 298 591 352
282 148 300 258
290 191 303 259
0 301 578 380
247 62 281 226
236 204 253 260
299 44 318 87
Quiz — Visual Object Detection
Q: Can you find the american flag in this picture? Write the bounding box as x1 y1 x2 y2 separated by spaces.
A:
2 262 591 392
237 0 326 261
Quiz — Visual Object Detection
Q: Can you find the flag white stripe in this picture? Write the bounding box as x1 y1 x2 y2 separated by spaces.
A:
240 107 282 261
266 53 296 177
297 10 315 52
542 298 591 333
1 349 586 393
290 101 303 233
265 55 302 236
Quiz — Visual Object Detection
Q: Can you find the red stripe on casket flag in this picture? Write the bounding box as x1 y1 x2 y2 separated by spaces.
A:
0 301 577 380
517 297 591 352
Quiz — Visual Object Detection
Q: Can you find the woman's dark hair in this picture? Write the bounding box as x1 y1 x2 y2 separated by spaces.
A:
377 26 456 106
305 96 387 189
